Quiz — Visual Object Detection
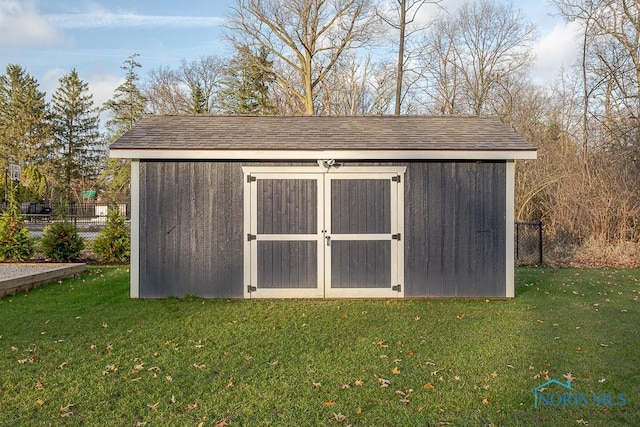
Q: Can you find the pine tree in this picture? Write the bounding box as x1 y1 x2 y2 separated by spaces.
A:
50 69 102 208
219 47 277 115
100 54 147 201
0 64 52 167
189 82 208 114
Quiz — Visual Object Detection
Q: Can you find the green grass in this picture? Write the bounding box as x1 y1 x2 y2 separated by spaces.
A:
1 267 639 426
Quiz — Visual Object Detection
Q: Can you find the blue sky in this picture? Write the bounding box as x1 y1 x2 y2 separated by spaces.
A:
0 0 580 109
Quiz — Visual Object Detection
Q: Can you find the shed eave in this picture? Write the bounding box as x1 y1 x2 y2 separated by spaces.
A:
109 149 537 161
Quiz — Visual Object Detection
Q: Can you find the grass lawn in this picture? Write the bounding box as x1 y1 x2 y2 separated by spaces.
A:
1 267 639 426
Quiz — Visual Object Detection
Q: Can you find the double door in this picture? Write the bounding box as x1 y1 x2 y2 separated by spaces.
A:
243 167 404 298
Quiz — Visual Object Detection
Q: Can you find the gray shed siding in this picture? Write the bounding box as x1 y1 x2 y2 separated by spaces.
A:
139 161 243 298
137 160 506 298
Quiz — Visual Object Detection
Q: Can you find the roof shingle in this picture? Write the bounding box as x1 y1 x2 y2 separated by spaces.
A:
110 115 537 153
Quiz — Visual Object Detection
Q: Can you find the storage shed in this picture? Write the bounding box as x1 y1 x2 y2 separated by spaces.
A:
110 115 536 299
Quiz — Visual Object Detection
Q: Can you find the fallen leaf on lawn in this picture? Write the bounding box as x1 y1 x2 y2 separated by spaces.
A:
102 323 108 328
11 346 18 352
60 403 74 412
376 377 390 388
482 398 489 406
89 344 96 350
312 381 322 388
414 316 421 321
268 360 279 366
333 412 347 423
215 418 230 427
324 400 335 406
490 371 498 378
36 399 44 405
193 363 206 369
106 343 114 350
407 350 415 356
424 383 434 390
186 402 197 412
35 381 44 391
456 314 465 320
59 412 73 418
354 379 364 387
166 375 173 382
171 395 176 404
379 354 388 359
576 419 589 426
58 362 67 370
391 367 400 375
482 385 490 390
563 372 575 382
599 378 606 383
243 353 253 361
341 383 351 389
227 378 234 388
454 376 461 381
376 340 388 348
134 364 144 372
147 402 159 411
148 366 160 372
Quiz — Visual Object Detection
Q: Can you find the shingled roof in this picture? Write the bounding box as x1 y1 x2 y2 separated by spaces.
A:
110 115 536 159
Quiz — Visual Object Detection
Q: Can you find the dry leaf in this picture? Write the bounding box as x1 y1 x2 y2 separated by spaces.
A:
333 412 347 423
11 346 18 352
193 363 206 369
166 375 173 382
170 395 176 404
490 371 498 378
456 314 465 320
324 400 335 406
36 398 44 405
59 412 73 418
106 343 114 350
312 381 322 388
341 383 351 389
424 383 434 390
186 402 198 412
227 378 234 388
215 419 230 427
376 340 388 348
356 406 362 414
354 379 364 387
482 398 489 406
377 377 390 388
563 372 575 382
391 367 400 375
453 375 461 381
60 403 74 412
35 381 44 391
147 402 159 411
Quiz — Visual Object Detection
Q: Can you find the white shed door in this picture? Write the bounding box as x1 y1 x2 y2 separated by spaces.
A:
244 168 404 298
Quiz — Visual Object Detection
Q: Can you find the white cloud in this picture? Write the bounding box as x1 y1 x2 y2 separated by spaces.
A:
45 12 225 30
0 0 66 48
531 20 582 84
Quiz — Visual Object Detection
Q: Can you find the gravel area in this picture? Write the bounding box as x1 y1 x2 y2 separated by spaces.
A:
0 264 73 281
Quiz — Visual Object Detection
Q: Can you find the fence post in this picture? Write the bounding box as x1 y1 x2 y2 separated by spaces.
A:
538 220 543 265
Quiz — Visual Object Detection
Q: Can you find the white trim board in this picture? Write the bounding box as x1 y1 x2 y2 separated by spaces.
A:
130 160 140 298
111 149 536 161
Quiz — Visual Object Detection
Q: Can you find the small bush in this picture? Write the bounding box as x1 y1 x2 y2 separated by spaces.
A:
92 208 130 263
0 198 33 261
40 221 85 262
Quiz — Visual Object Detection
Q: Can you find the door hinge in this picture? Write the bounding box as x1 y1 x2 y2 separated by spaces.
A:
247 285 257 293
392 175 401 183
247 175 256 183
392 233 401 241
392 284 401 292
247 234 256 241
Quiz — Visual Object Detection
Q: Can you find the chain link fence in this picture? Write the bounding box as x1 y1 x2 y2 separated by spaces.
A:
515 221 543 266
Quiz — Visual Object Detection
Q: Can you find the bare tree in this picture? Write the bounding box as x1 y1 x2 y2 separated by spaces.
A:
376 0 441 114
227 0 378 115
422 0 537 115
145 56 226 114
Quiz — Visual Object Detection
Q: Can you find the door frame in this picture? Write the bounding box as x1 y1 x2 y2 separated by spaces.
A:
242 165 406 298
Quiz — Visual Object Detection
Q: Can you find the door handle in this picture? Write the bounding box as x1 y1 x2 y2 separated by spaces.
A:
325 236 331 246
